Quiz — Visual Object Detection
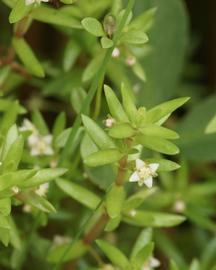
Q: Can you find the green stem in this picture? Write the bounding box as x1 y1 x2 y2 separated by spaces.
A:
59 0 136 165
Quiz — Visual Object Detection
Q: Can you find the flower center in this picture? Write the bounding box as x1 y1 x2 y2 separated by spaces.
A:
138 166 152 180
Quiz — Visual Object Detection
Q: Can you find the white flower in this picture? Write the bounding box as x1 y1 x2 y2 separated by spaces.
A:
53 235 71 246
142 257 160 270
105 117 116 128
19 119 36 133
173 200 186 213
112 47 120 58
125 56 136 66
129 159 159 188
28 133 54 156
11 186 20 194
35 183 49 196
25 0 49 6
23 204 32 213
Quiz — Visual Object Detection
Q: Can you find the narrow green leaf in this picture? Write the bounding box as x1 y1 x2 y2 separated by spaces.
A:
63 40 80 71
105 216 121 232
205 114 216 134
32 110 49 135
121 83 137 123
106 184 125 218
146 158 180 172
108 123 135 138
130 242 154 269
169 260 180 270
131 228 153 259
140 125 179 139
84 149 124 167
123 210 185 227
96 239 129 268
0 198 11 216
121 30 148 44
82 114 115 150
31 6 81 28
53 112 66 141
13 37 45 77
9 0 31 23
47 240 87 263
81 17 105 37
20 191 55 213
136 135 179 155
56 178 100 210
146 97 190 124
104 85 129 122
21 168 67 188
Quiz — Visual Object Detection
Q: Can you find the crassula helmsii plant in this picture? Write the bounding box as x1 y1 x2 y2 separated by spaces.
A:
1 0 216 269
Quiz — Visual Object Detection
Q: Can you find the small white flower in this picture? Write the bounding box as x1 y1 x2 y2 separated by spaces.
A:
28 133 54 156
35 183 49 196
23 204 32 213
142 257 160 270
130 209 137 217
112 47 120 58
129 159 159 188
105 117 116 128
25 0 49 6
125 56 136 66
53 235 71 246
11 186 20 194
173 200 186 213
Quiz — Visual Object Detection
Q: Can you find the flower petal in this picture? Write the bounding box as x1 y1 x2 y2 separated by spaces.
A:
25 0 35 5
129 171 140 182
150 257 160 268
144 176 153 188
149 163 159 173
43 135 53 144
136 159 145 170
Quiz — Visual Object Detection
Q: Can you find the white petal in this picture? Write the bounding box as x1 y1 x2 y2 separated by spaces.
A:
44 146 54 155
42 0 49 2
144 177 153 188
28 134 39 146
150 257 160 268
136 159 145 170
31 148 39 156
129 171 140 182
149 163 159 173
25 0 35 5
43 135 53 144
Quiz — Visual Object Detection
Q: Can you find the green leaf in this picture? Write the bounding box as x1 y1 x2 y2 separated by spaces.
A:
130 242 154 269
101 36 114 48
108 123 135 138
106 184 125 218
121 83 137 123
21 168 67 188
56 178 100 210
82 114 115 150
169 260 180 270
1 124 18 160
121 30 148 44
0 169 36 191
52 112 66 142
96 239 129 268
189 259 200 270
123 210 185 227
63 40 80 72
140 125 179 139
81 17 105 37
0 198 11 216
1 135 24 173
146 158 180 172
0 102 20 135
136 135 179 155
123 188 156 211
82 54 103 82
104 85 129 122
32 110 49 135
70 87 87 114
132 61 147 82
205 114 216 134
84 149 124 167
105 216 121 232
129 7 157 32
20 191 55 213
131 228 153 259
47 240 87 263
9 0 31 23
146 97 190 124
31 6 81 28
13 37 45 77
